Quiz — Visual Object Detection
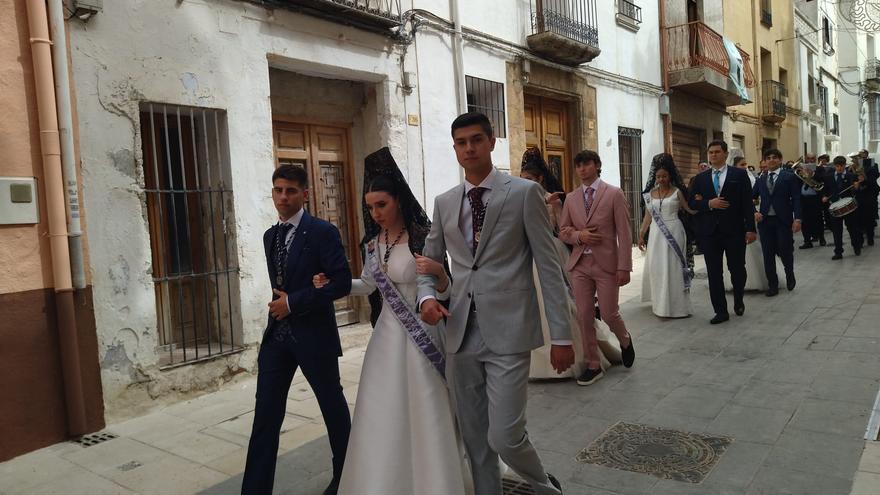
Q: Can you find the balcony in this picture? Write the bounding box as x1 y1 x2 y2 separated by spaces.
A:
273 0 403 32
761 80 787 123
760 9 772 27
616 0 642 32
528 0 600 66
867 58 880 91
665 22 755 106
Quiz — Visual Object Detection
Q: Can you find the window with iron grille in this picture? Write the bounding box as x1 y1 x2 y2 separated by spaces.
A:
760 0 772 26
466 76 507 138
139 103 242 368
831 113 839 136
871 96 880 141
818 83 829 127
822 17 834 53
618 127 644 243
618 0 642 24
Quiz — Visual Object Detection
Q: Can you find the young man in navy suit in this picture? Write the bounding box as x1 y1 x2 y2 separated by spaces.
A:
753 149 802 297
688 140 757 324
242 165 352 495
822 156 863 260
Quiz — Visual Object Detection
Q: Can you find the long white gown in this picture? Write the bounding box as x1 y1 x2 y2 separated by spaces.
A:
641 190 693 317
725 171 770 292
529 205 620 378
338 242 468 495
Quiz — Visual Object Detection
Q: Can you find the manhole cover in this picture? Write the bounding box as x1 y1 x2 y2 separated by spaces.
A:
576 422 732 483
72 432 118 447
502 478 535 495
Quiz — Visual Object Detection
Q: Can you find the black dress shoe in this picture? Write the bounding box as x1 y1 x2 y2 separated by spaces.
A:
799 243 813 249
710 313 730 324
765 287 779 297
323 478 339 495
819 238 827 246
621 341 635 368
786 275 796 291
855 247 862 256
869 238 875 246
734 302 745 316
548 473 563 494
832 254 843 260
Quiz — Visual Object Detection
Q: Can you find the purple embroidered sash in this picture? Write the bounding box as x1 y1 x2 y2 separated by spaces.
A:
367 244 446 379
644 193 692 291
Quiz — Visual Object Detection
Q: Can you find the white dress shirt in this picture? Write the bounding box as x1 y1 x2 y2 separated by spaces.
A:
459 167 498 245
710 164 728 192
277 208 305 311
579 179 603 255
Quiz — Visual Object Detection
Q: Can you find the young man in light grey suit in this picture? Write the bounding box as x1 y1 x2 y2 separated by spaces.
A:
419 112 574 495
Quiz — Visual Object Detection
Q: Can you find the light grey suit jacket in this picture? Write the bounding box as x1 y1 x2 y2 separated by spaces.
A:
418 171 572 355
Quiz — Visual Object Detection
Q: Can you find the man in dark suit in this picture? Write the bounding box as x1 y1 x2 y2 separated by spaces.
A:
822 156 863 260
689 140 757 324
242 165 352 495
753 149 802 296
856 149 878 246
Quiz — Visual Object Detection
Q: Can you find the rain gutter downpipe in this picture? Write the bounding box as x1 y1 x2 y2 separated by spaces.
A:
48 0 85 289
659 0 672 153
25 0 88 436
451 0 467 114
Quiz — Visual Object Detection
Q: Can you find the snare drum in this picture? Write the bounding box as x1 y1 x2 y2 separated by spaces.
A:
830 197 858 218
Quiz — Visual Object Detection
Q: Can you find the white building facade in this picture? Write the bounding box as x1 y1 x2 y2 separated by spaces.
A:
836 1 880 154
793 0 843 158
68 0 663 418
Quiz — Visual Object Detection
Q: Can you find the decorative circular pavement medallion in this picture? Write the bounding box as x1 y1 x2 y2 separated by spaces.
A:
576 422 733 483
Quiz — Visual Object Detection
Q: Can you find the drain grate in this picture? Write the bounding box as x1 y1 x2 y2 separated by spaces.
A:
73 432 118 447
577 422 732 483
502 478 536 495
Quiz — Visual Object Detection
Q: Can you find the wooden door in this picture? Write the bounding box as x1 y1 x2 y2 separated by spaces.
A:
672 124 705 182
524 94 573 190
273 122 359 326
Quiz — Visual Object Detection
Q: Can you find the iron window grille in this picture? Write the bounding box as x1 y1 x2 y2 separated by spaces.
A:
822 17 834 54
618 127 644 243
871 96 880 141
760 0 772 26
530 0 599 47
831 113 840 137
618 0 642 24
466 76 507 138
761 80 787 119
139 103 242 368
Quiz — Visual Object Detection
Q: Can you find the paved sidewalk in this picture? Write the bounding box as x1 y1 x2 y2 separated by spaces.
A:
2 239 880 495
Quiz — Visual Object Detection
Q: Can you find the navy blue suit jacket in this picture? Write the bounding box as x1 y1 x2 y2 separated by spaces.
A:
263 210 352 356
688 165 756 239
752 169 802 225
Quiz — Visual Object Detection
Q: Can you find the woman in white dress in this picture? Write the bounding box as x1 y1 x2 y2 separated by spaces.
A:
637 153 695 318
520 148 620 378
315 148 468 495
727 156 769 292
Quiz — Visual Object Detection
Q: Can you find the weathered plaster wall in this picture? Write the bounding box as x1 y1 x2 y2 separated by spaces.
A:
0 0 53 294
68 0 409 419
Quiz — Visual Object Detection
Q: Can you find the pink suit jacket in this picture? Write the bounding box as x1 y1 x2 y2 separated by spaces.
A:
559 181 633 274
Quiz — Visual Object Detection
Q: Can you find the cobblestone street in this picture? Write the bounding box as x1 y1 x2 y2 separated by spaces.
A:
2 238 880 495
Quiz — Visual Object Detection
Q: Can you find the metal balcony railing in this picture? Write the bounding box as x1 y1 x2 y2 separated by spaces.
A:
761 80 787 122
867 58 880 81
277 0 403 28
761 9 772 26
666 22 755 87
530 0 599 48
618 0 641 24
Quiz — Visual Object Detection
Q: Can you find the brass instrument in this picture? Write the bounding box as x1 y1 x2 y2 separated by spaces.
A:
792 159 824 192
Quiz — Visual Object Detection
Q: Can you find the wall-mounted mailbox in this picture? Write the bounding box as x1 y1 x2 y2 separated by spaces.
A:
0 177 39 225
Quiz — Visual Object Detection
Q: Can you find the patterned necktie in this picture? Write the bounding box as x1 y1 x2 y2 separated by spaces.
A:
583 186 595 219
467 187 487 254
274 223 294 287
712 170 722 195
768 172 776 192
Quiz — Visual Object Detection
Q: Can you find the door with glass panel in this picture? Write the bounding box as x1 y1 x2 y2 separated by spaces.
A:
272 121 359 326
